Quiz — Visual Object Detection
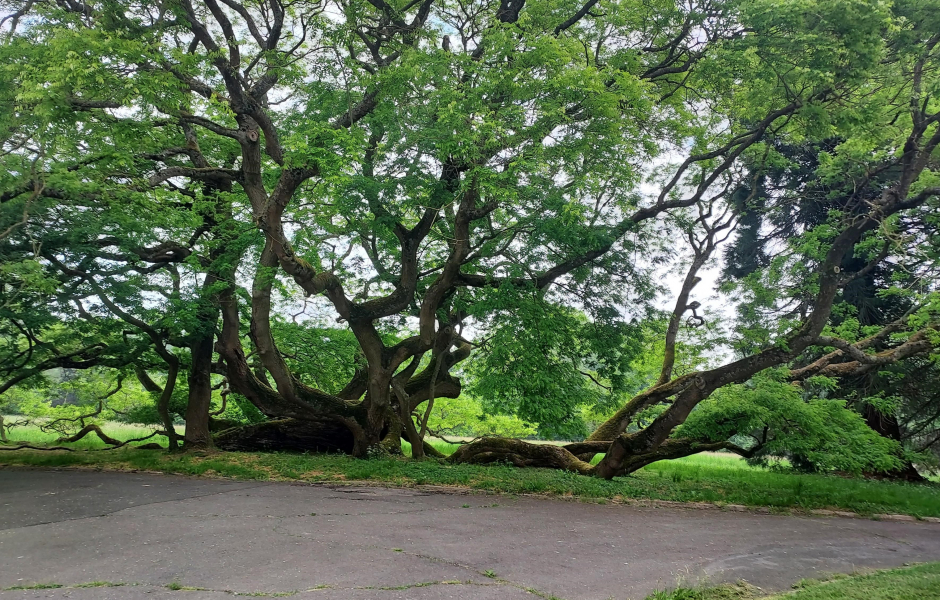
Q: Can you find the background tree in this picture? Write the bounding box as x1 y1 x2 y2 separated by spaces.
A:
719 0 940 476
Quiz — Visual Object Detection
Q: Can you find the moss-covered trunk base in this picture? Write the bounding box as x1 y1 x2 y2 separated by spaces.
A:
448 438 596 475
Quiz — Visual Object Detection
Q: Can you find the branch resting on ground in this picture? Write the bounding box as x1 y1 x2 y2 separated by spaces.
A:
448 436 758 477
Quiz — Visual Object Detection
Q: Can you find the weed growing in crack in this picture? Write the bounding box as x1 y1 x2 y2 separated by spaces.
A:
4 583 63 591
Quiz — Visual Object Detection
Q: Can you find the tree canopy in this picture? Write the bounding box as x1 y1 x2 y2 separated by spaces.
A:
1 0 939 477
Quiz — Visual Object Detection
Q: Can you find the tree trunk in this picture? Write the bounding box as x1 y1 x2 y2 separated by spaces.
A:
863 403 926 482
588 406 633 442
380 410 404 455
184 330 215 450
448 436 750 478
399 393 425 460
157 362 181 451
448 438 595 474
599 438 750 474
214 418 355 454
586 375 697 442
357 372 393 456
422 438 447 458
562 440 611 462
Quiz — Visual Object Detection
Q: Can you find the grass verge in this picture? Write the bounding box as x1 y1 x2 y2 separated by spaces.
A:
645 562 940 599
2 442 939 517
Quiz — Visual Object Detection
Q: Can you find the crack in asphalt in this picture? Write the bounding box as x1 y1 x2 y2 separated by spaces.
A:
4 472 937 600
142 505 435 521
400 547 567 599
1 580 534 598
268 517 568 599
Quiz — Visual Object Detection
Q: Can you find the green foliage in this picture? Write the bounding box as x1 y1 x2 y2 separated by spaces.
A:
270 321 364 395
468 288 644 439
228 394 268 425
3 369 156 428
423 396 537 439
678 375 903 474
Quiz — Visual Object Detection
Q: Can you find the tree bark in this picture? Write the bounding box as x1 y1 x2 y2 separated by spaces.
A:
213 418 355 454
600 438 753 475
55 423 122 446
862 403 926 482
449 438 595 474
587 374 696 441
421 438 447 459
157 361 181 451
448 436 751 477
184 330 215 450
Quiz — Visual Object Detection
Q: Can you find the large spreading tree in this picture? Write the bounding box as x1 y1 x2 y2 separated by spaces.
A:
1 0 938 476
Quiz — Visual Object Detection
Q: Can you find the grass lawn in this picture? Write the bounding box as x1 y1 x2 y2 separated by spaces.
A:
2 423 939 517
645 562 940 599
0 421 183 449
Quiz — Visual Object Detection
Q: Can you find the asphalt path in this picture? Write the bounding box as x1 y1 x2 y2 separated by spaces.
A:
1 468 939 599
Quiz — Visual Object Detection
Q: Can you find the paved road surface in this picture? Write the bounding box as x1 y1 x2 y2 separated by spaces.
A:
1 469 939 599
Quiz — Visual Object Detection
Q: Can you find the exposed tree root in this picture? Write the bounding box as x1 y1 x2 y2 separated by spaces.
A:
51 425 166 450
135 443 165 450
213 418 355 454
448 438 595 475
421 439 447 459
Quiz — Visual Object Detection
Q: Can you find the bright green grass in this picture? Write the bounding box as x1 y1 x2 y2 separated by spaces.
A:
404 439 940 517
645 562 940 599
632 452 939 517
400 438 462 457
1 420 181 450
3 440 939 517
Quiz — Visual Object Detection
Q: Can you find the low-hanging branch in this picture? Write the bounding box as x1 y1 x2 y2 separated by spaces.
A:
55 424 124 446
0 429 166 452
